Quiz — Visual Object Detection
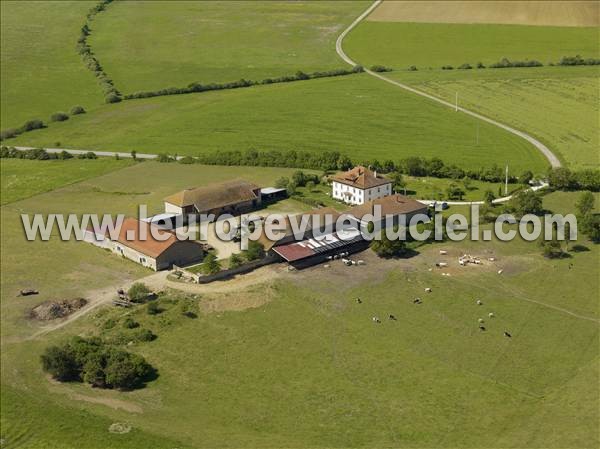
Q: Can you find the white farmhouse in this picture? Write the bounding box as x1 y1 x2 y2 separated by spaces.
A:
331 166 392 205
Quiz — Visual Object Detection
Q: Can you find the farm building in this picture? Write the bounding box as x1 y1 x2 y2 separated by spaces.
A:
257 207 343 255
331 165 392 205
164 180 262 217
273 227 369 269
109 218 204 270
347 194 428 230
260 187 288 202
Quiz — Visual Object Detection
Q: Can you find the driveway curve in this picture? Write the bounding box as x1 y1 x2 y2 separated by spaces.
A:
335 0 562 169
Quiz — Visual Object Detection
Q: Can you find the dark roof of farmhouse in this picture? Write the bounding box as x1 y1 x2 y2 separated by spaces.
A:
348 194 427 220
164 180 260 211
331 166 391 189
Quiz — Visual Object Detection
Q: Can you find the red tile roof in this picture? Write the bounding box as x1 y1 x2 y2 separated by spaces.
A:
331 166 391 189
113 218 179 258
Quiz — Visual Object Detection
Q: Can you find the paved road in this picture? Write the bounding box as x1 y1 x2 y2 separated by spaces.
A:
335 0 562 169
13 145 172 160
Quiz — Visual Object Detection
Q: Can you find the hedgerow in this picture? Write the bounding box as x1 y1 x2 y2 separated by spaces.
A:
123 66 364 100
77 0 122 103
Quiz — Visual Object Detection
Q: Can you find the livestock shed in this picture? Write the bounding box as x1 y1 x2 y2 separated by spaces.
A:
110 218 204 270
164 180 262 218
256 207 343 255
273 227 368 269
260 187 288 202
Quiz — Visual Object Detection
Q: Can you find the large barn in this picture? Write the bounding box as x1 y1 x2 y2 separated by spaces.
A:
164 180 262 217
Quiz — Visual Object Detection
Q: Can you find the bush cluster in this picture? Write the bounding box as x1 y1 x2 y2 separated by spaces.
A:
557 55 600 66
547 167 600 192
123 67 364 100
50 112 69 122
41 336 153 390
370 65 393 72
489 58 543 69
0 119 45 141
78 0 121 103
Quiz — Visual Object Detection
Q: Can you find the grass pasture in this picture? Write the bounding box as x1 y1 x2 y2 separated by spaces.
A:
389 66 600 170
0 1 104 129
88 1 369 93
0 158 134 205
0 160 598 448
8 75 547 173
344 21 599 70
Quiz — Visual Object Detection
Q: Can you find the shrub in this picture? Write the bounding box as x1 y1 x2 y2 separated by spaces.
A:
41 345 79 381
50 112 69 122
458 63 473 70
371 230 407 258
105 93 122 103
134 328 156 342
0 128 18 140
123 317 139 329
441 65 454 70
178 156 195 164
229 253 243 269
540 239 566 259
146 301 162 315
70 105 86 115
408 65 418 71
20 119 45 132
489 58 543 68
128 282 151 303
370 65 392 72
157 153 174 163
245 241 264 261
476 62 486 69
58 150 73 160
202 253 221 275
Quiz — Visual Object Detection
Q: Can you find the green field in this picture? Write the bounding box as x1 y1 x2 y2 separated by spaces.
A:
389 66 600 170
0 1 104 130
344 21 599 70
343 19 599 169
0 158 134 205
88 1 368 94
8 74 548 173
1 160 598 447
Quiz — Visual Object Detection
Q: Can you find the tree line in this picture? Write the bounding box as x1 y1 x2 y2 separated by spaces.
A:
415 55 600 72
123 66 364 100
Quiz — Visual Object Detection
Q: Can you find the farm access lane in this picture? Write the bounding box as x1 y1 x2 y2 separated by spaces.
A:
335 0 562 170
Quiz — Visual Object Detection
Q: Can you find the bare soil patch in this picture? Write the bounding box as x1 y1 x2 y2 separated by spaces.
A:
368 1 599 27
30 298 87 320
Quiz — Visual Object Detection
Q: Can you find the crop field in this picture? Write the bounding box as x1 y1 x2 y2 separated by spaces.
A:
88 1 369 93
344 21 599 70
388 66 600 169
367 1 600 27
0 160 598 447
0 1 104 129
7 74 548 174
